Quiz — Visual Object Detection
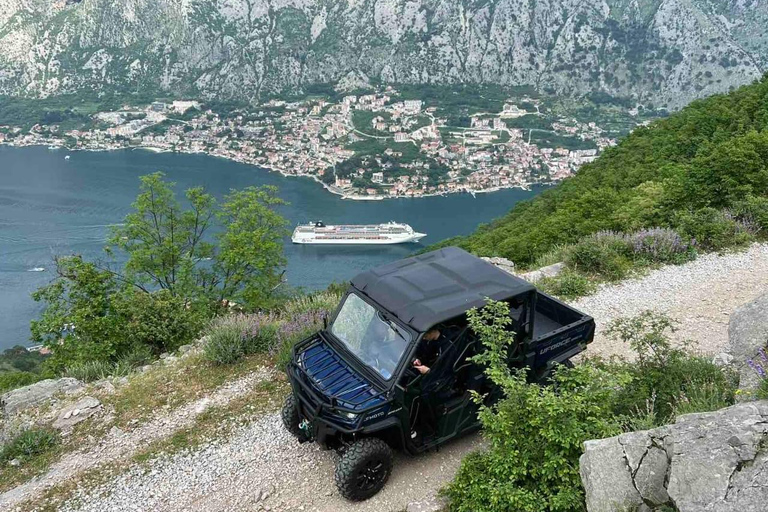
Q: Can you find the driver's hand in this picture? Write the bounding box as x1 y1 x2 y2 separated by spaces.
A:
413 359 430 374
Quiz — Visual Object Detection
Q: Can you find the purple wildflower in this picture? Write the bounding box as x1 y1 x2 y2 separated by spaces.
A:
748 359 767 379
759 347 767 364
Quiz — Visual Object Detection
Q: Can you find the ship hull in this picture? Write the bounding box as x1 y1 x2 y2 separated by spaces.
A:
292 234 426 245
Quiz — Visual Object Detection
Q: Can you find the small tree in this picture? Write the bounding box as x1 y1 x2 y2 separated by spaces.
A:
108 172 289 305
31 173 289 369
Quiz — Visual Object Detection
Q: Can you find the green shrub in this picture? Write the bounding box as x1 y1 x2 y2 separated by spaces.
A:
203 322 246 365
757 378 768 400
671 380 735 417
63 360 118 382
605 311 737 425
0 371 45 394
0 428 59 463
675 208 755 251
445 301 627 512
538 270 596 299
281 291 341 317
566 233 633 280
117 290 208 355
202 313 282 365
116 344 155 369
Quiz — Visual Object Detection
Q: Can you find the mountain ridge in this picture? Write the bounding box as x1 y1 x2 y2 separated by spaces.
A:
0 0 766 108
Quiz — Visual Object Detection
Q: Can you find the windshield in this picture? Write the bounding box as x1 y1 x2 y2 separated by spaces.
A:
330 293 411 380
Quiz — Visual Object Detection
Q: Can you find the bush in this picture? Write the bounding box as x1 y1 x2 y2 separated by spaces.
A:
675 208 755 251
64 360 120 382
116 290 208 355
445 301 626 512
204 320 248 365
0 371 45 394
566 232 633 280
626 227 697 264
0 428 59 463
537 270 596 299
605 311 737 425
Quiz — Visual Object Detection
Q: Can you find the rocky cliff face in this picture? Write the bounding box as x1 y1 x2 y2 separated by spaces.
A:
0 0 766 108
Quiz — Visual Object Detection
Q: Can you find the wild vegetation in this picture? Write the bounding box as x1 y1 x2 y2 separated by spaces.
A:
445 302 737 512
437 76 768 270
19 172 289 378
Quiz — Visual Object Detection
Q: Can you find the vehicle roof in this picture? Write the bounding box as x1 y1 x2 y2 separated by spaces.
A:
350 246 535 332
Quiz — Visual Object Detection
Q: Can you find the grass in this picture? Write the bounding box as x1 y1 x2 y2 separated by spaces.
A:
14 379 288 512
131 378 287 465
0 429 63 492
102 351 271 427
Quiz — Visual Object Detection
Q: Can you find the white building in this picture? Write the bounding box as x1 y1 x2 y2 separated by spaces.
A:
403 100 423 113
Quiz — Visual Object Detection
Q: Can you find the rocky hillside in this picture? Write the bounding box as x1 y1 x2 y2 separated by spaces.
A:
0 0 766 108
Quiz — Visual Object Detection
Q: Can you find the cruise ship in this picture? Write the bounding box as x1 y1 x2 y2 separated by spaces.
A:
291 221 426 245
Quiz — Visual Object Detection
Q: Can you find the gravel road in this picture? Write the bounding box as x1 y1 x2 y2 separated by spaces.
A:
11 244 768 512
59 413 481 512
572 243 768 360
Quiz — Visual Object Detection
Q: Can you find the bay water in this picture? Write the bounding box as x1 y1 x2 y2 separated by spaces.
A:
0 146 543 350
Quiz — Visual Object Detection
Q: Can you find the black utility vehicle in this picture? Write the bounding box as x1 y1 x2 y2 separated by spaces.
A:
282 247 594 500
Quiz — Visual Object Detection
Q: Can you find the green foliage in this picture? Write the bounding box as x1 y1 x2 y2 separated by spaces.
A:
203 314 279 365
0 372 44 394
446 301 626 512
109 172 289 307
0 428 59 463
63 360 130 383
442 77 768 264
604 311 737 425
446 305 736 511
31 173 290 372
115 290 208 355
566 234 633 280
674 208 755 251
537 270 596 299
203 321 247 365
0 346 47 374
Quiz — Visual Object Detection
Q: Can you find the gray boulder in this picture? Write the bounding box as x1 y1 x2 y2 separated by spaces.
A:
52 396 102 430
481 256 516 275
1 378 84 416
727 293 768 399
580 401 768 512
520 262 566 283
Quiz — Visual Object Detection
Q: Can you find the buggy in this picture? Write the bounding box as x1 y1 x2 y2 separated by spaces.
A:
282 247 595 500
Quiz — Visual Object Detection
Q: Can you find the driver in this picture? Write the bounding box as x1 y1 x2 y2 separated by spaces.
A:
412 327 451 375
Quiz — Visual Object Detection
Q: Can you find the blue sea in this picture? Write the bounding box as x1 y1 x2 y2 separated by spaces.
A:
0 146 544 350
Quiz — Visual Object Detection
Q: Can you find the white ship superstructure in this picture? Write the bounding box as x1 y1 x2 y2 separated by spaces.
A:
291 222 426 245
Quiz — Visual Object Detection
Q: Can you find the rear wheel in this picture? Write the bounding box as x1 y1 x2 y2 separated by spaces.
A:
281 394 306 440
335 438 393 501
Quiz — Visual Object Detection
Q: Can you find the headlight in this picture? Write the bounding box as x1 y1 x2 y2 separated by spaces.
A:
343 412 358 420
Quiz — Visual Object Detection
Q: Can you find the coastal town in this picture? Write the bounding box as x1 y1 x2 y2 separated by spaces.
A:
0 88 630 199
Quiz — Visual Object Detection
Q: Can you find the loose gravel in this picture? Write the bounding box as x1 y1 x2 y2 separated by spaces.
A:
573 243 768 360
1 367 276 512
58 413 480 512
8 244 768 512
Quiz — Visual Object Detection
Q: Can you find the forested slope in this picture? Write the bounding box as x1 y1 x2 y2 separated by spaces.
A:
442 76 768 265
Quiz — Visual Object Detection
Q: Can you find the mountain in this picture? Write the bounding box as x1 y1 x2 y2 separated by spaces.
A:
0 0 766 108
434 75 768 264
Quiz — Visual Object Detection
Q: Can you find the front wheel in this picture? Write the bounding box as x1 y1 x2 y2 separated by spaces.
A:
335 438 393 501
281 394 306 440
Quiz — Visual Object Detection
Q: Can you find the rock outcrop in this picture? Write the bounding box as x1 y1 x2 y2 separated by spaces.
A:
1 378 84 416
52 396 102 430
726 293 768 399
0 0 766 108
580 401 768 512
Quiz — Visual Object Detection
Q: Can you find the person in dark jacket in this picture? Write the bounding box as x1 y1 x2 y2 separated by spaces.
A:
412 327 451 374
